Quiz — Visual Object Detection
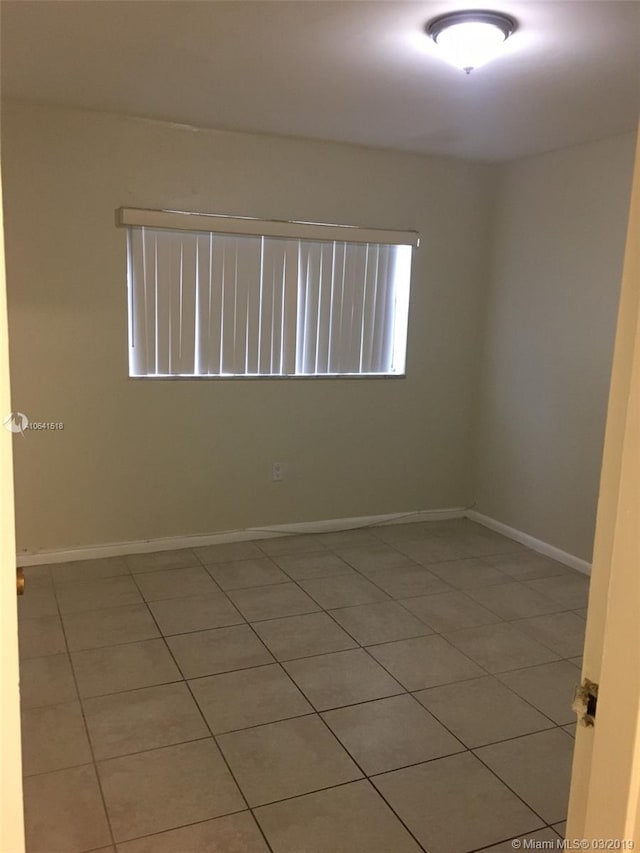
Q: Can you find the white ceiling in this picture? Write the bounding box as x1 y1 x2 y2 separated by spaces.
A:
1 0 639 161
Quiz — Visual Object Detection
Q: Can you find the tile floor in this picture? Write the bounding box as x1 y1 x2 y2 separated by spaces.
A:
18 519 588 853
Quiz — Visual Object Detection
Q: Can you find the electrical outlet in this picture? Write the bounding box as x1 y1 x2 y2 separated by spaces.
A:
272 462 284 482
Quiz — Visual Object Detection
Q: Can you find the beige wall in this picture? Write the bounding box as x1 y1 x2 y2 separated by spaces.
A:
5 102 633 560
475 133 637 562
2 101 494 554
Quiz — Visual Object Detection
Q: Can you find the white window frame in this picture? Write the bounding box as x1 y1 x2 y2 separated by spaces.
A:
119 208 419 380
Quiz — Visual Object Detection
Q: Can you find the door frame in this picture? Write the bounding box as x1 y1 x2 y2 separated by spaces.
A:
566 125 640 842
0 145 25 851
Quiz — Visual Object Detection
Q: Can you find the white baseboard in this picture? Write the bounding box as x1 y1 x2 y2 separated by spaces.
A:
17 506 468 566
18 505 590 574
466 510 592 576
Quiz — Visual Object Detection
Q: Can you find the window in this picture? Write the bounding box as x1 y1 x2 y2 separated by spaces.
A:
120 208 419 378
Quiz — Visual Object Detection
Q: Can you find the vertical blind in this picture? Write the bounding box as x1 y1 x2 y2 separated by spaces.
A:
125 216 416 378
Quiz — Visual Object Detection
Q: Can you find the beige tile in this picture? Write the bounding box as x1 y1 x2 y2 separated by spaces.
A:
363 566 451 599
218 715 362 806
190 664 312 733
252 612 357 661
255 779 423 853
414 675 554 748
21 564 52 581
450 524 525 555
323 694 463 774
316 528 381 548
444 622 561 673
51 556 129 584
368 635 483 690
498 660 580 724
19 614 66 659
511 611 586 657
475 729 574 823
573 608 588 619
18 577 58 618
433 519 484 536
275 551 356 580
336 543 415 573
569 656 583 668
64 603 160 651
84 682 209 759
148 593 244 635
99 739 244 842
258 535 328 556
427 558 511 590
116 811 270 853
298 574 388 609
484 552 571 581
125 548 200 573
194 540 265 564
563 724 577 738
396 537 472 564
134 566 219 601
329 601 433 645
401 590 502 632
167 624 273 679
466 582 567 620
206 557 289 589
284 648 403 710
482 828 562 852
72 638 181 698
21 653 78 708
426 521 483 537
21 700 92 775
24 764 111 853
227 583 321 621
372 521 443 545
553 821 567 838
372 752 543 853
525 574 590 609
56 575 143 614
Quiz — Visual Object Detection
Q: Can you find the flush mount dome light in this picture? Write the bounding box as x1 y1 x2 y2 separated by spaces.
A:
426 10 516 74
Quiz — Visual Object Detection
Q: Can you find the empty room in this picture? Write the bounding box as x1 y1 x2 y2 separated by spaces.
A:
1 1 639 852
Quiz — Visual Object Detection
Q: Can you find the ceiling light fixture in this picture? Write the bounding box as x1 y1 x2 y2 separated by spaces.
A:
426 10 516 75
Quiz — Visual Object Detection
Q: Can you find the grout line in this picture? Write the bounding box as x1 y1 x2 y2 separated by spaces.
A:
100 809 255 851
214 597 426 851
240 601 338 624
125 581 278 853
20 526 580 851
22 758 99 781
327 595 559 834
313 713 431 853
20 692 571 777
249 775 375 807
58 734 214 771
460 824 557 853
470 747 555 828
126 563 203 575
191 708 320 739
51 583 118 850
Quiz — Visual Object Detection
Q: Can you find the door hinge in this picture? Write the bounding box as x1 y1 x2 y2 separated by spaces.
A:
573 678 598 727
16 567 25 596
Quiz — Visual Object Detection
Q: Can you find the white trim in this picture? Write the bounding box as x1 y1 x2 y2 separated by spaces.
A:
118 208 421 247
16 506 591 574
466 510 592 575
17 506 466 566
